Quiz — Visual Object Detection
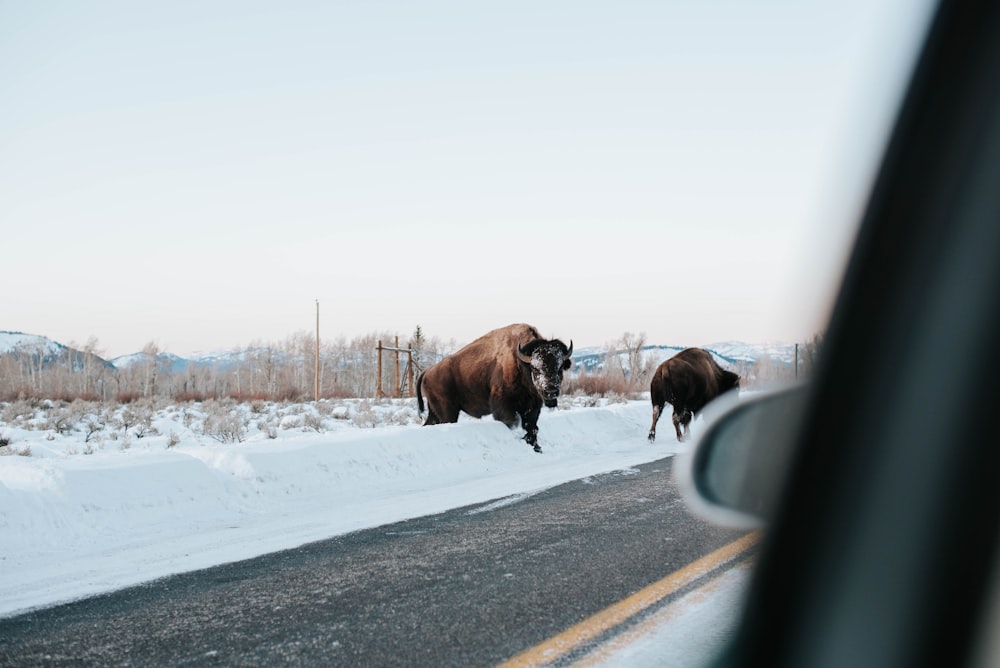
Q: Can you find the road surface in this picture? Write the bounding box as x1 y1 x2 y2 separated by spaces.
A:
0 457 753 666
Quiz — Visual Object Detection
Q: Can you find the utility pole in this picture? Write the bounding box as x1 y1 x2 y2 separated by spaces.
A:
315 300 320 402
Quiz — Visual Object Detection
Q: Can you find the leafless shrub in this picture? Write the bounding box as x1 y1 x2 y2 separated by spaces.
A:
83 418 105 443
167 431 181 448
201 401 248 444
302 412 324 432
567 394 600 408
257 420 279 439
116 391 144 404
134 422 157 439
115 401 155 438
2 400 37 425
280 416 303 431
0 387 34 402
0 443 31 457
173 391 212 403
351 401 378 428
389 409 416 426
314 400 339 418
115 407 139 433
69 399 101 419
203 414 246 443
563 371 633 398
44 408 75 436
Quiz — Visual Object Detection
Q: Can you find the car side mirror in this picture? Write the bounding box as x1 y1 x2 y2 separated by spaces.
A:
677 385 810 528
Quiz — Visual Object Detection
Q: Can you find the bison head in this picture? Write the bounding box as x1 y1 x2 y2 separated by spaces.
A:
517 339 573 408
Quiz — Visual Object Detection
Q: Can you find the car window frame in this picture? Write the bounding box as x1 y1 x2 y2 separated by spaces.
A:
710 0 1000 665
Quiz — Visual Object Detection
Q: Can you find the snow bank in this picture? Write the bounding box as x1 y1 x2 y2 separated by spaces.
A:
0 399 690 618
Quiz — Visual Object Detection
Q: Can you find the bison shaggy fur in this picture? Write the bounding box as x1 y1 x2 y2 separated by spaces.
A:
416 323 572 452
648 347 740 442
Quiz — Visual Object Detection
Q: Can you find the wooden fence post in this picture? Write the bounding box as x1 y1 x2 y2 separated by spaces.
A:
376 340 384 398
374 339 416 398
394 336 400 398
407 350 415 398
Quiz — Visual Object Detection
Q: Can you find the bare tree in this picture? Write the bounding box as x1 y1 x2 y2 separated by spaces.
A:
619 331 651 391
409 325 427 376
79 337 108 399
141 341 160 398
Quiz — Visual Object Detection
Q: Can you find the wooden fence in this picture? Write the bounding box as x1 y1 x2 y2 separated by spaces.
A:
376 337 415 398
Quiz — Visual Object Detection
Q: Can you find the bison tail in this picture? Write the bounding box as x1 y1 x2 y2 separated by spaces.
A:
415 371 425 414
662 371 676 404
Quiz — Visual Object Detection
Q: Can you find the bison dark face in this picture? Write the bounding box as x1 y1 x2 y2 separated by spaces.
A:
517 339 573 408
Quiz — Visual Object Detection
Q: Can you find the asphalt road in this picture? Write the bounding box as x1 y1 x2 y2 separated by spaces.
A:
0 456 750 667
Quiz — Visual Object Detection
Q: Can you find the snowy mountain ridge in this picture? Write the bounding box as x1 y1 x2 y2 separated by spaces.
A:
1 331 802 372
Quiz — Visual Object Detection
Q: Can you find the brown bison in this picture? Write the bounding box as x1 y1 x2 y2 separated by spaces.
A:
416 323 573 452
648 347 740 442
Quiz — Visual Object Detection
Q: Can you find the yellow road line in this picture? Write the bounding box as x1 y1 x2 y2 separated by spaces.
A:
495 531 761 668
570 560 755 668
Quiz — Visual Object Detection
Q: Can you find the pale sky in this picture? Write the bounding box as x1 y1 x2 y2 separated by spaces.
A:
1 1 933 358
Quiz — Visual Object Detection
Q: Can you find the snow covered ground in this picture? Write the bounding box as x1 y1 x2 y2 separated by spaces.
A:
0 395 751 664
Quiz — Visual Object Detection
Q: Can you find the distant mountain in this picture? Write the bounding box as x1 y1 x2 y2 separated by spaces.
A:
0 331 63 358
110 348 282 373
568 342 798 374
2 331 800 375
702 341 799 366
0 331 113 371
109 351 193 374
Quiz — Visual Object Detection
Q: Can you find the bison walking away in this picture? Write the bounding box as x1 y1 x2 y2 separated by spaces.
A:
416 323 573 452
648 347 740 442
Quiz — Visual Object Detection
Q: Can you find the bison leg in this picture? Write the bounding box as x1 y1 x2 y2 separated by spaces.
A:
524 429 541 452
520 406 543 453
422 397 459 426
648 404 663 442
672 407 692 442
490 404 519 430
491 400 543 453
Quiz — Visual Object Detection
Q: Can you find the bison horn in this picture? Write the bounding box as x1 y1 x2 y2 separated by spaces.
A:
566 340 573 357
517 343 533 364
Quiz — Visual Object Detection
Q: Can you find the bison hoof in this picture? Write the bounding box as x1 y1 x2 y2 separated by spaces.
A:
648 432 656 442
533 444 542 453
